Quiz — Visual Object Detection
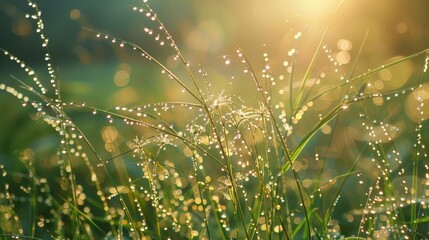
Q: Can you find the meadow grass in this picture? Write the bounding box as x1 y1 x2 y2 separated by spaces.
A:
1 0 429 239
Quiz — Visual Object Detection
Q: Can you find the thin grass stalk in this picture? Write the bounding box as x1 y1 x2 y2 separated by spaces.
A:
299 48 429 114
59 113 142 238
5 1 123 233
322 147 366 238
141 2 206 98
0 234 44 240
10 59 194 236
237 49 313 239
313 30 369 237
285 102 343 172
118 213 124 240
56 194 106 236
410 64 427 239
411 149 418 240
277 177 293 239
139 11 251 235
90 105 224 238
244 120 268 239
349 30 370 80
288 35 300 115
66 105 225 168
143 151 162 239
82 28 202 105
293 0 344 110
26 0 60 98
136 8 253 233
216 106 251 238
243 125 261 238
29 157 37 238
190 150 213 239
60 125 82 238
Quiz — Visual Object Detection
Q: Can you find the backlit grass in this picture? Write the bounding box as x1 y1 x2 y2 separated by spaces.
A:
1 0 428 239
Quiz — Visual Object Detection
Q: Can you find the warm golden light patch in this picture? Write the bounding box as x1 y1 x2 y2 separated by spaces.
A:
12 18 32 36
374 80 384 90
335 51 351 64
372 95 384 106
321 124 332 134
406 83 429 122
108 87 139 106
383 57 413 90
337 39 352 51
70 9 81 20
395 22 408 34
101 126 119 143
185 20 224 56
114 70 130 87
114 63 131 87
379 69 392 81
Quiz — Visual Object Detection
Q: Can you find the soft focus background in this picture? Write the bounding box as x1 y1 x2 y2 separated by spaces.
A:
1 0 429 237
2 0 429 159
1 0 429 107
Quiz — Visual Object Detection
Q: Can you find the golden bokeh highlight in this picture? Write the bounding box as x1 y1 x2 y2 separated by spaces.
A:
382 57 413 90
101 126 118 143
372 95 384 106
337 39 352 51
321 124 332 134
405 83 429 122
335 51 351 65
70 9 81 20
395 22 408 34
378 69 392 81
108 87 139 106
114 63 131 87
185 20 224 56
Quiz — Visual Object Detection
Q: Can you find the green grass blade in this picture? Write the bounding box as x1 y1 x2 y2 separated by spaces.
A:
57 195 107 236
298 48 429 112
282 103 343 173
293 0 345 110
322 147 366 235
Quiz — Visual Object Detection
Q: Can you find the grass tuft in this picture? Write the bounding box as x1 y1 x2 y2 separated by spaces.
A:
1 0 428 239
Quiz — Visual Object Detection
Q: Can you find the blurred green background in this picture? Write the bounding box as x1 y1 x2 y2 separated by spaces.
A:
1 0 429 237
2 0 429 169
1 0 428 146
